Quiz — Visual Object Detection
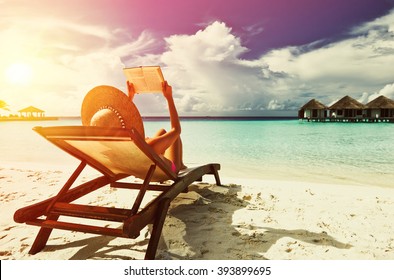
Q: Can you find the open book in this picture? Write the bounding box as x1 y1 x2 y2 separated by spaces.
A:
123 66 165 93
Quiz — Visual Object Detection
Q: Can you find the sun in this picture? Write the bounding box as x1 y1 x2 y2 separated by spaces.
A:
5 62 33 85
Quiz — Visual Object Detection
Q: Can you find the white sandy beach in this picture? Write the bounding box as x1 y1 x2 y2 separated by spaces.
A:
1 164 394 260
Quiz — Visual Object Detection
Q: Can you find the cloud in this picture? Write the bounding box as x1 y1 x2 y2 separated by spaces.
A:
2 5 394 117
267 100 284 110
359 82 394 104
243 23 265 37
0 13 158 115
129 21 287 115
260 9 394 106
132 11 394 115
351 8 394 35
378 83 394 97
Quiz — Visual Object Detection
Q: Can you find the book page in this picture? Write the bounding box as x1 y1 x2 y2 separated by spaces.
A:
123 66 165 93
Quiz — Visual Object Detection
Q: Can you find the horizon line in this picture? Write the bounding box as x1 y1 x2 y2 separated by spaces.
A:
55 115 298 120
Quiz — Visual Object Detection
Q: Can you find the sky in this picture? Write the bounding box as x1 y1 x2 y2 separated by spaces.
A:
1 0 394 116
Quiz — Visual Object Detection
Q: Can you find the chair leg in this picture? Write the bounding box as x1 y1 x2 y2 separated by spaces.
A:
46 161 86 212
212 166 221 186
131 165 156 215
29 162 86 254
144 198 171 260
29 214 59 254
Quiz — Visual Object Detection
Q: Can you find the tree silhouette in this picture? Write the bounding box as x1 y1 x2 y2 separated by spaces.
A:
0 100 10 111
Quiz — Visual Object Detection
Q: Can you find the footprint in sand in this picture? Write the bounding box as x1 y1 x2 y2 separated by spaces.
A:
2 226 16 231
0 251 12 257
19 243 30 253
48 180 59 186
0 191 24 202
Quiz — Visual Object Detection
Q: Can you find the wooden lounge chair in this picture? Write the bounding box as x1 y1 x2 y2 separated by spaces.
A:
14 125 221 259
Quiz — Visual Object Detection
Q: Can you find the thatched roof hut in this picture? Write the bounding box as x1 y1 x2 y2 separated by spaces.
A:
328 96 365 118
365 95 394 109
365 95 394 119
329 95 365 110
298 95 394 122
18 106 45 117
298 99 327 119
300 99 327 110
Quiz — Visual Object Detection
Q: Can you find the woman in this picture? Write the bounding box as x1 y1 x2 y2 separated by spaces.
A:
127 80 186 174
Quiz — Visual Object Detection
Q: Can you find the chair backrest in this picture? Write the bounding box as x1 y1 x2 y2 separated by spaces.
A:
33 126 177 182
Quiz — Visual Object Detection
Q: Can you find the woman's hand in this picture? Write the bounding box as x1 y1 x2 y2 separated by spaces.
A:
162 81 173 100
127 81 136 101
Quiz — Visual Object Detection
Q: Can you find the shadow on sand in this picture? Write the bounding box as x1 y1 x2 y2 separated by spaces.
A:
158 183 351 259
41 183 351 260
43 231 149 260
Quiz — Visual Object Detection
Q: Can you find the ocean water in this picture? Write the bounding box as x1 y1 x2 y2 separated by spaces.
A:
1 118 393 188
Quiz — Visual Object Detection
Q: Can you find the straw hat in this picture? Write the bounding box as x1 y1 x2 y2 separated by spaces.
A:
81 85 144 137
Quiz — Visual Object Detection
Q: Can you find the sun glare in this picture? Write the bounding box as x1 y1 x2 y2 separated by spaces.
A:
5 62 33 85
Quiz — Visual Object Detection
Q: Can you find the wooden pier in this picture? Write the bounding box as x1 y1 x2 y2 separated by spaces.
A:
300 117 394 123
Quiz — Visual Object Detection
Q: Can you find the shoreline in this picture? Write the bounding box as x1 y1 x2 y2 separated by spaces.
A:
217 161 394 189
0 116 59 122
1 165 393 260
4 158 394 189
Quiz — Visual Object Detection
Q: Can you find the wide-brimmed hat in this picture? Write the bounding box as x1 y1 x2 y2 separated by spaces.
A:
81 85 144 137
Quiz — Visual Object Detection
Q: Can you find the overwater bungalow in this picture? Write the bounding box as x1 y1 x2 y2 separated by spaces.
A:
328 95 365 120
0 105 58 121
299 95 394 123
298 99 327 120
365 95 394 120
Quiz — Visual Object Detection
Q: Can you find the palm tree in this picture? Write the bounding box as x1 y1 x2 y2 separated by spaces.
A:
0 100 10 111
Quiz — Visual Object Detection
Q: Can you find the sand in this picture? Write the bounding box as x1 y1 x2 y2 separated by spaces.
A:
1 165 394 260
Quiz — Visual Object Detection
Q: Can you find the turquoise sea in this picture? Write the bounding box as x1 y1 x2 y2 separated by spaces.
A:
1 118 393 188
